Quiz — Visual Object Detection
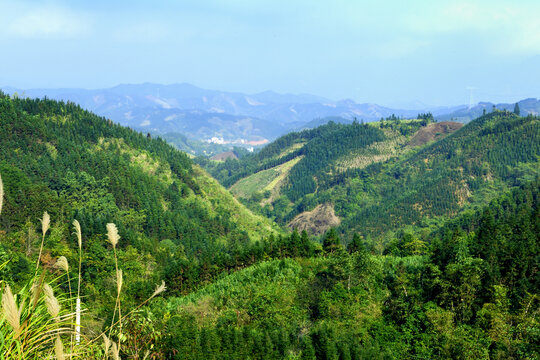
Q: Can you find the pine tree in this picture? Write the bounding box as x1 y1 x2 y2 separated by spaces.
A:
300 230 312 256
347 233 363 253
300 335 317 360
513 102 520 116
323 228 341 253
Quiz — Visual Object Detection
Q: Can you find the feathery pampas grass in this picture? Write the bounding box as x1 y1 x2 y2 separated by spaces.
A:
112 341 121 360
53 255 72 297
54 256 69 272
53 254 73 354
2 284 21 338
73 219 82 250
43 283 60 320
41 211 50 238
106 223 120 248
55 336 65 360
36 211 51 272
152 281 167 299
103 333 111 354
107 222 122 337
73 219 83 345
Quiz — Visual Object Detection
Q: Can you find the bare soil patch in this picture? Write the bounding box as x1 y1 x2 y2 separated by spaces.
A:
210 151 238 161
408 122 463 147
287 203 340 236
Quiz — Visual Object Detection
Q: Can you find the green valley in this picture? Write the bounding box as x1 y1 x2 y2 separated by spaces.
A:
204 113 539 243
3 1 540 358
0 94 538 360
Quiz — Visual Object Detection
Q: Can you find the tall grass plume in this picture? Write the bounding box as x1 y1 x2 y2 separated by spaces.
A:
73 219 83 345
43 283 60 320
36 211 51 272
107 222 122 338
55 336 65 360
106 223 120 248
2 284 21 338
54 256 69 272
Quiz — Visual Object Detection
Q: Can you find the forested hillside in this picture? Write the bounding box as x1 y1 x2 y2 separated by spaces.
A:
337 111 539 238
0 92 283 321
204 112 539 241
0 94 538 359
138 181 539 359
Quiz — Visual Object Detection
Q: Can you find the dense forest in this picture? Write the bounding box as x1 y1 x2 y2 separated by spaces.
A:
0 94 538 359
0 92 282 326
205 112 539 241
134 180 540 359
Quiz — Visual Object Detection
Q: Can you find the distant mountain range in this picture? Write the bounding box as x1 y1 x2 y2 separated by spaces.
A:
2 83 538 148
437 98 540 122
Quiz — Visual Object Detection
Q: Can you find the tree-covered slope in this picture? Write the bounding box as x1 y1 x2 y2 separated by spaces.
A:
0 93 278 253
140 180 539 359
204 113 539 240
338 111 539 238
0 92 283 313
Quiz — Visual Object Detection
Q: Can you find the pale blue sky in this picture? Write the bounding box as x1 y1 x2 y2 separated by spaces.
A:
0 0 539 106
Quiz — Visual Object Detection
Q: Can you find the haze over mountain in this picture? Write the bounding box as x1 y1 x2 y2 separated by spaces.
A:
1 83 462 142
3 84 539 159
438 97 540 122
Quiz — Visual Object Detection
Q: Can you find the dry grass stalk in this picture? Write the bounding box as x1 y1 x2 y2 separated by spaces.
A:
151 281 166 299
36 211 51 272
103 334 111 354
116 269 123 296
115 268 123 335
55 336 65 360
142 350 150 360
101 280 167 337
111 341 121 360
43 283 60 320
2 284 21 337
54 256 69 272
106 223 120 248
31 281 41 307
75 298 81 345
73 220 82 250
73 219 83 345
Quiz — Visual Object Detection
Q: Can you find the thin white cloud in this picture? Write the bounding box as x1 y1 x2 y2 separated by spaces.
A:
405 1 540 55
0 2 92 39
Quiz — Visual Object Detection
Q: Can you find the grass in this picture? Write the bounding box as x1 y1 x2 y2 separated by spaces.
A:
276 142 305 159
230 168 280 198
0 172 167 359
334 128 409 172
229 156 303 204
190 165 282 241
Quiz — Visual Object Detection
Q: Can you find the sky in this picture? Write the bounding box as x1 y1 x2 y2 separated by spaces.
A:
0 0 539 107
